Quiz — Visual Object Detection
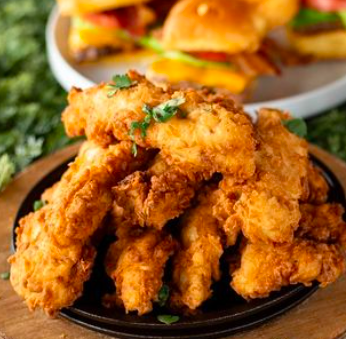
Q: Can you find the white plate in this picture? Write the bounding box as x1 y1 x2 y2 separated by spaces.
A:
46 6 346 118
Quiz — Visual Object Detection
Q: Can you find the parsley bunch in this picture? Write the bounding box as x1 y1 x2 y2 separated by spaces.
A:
0 0 76 191
307 107 346 161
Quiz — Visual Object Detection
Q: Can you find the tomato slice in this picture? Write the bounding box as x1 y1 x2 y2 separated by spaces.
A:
83 7 146 36
304 0 346 12
191 52 230 62
83 11 121 29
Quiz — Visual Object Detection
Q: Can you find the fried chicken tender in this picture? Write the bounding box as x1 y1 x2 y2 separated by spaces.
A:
297 204 346 246
234 109 309 243
9 141 150 315
113 153 204 230
44 141 150 246
62 71 256 178
171 187 223 310
9 207 96 316
306 162 329 204
212 177 243 247
231 239 345 299
104 227 176 315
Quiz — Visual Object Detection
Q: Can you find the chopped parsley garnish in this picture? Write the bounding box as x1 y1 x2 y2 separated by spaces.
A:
107 74 137 97
0 271 10 280
157 315 180 325
129 97 185 156
282 118 307 138
33 199 46 211
157 284 170 307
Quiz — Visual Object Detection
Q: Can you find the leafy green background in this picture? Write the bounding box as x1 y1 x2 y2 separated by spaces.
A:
0 0 346 191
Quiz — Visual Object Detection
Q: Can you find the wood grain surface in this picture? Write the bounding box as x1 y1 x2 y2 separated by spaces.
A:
1 143 346 339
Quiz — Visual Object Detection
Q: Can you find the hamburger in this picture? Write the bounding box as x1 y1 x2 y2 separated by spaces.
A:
57 0 175 62
288 0 346 59
145 0 298 94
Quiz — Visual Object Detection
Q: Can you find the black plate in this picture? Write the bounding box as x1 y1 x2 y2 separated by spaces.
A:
12 155 346 339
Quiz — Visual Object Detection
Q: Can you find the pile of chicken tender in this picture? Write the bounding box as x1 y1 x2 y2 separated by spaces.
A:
9 71 346 317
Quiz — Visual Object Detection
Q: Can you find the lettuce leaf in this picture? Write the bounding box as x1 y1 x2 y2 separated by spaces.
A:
291 8 340 28
137 36 232 69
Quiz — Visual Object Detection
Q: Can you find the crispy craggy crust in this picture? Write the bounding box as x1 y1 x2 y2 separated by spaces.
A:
9 207 96 316
10 72 346 316
44 141 150 246
171 187 224 310
212 177 243 247
306 162 329 204
231 239 345 299
9 141 150 315
104 227 176 315
297 204 346 246
233 109 309 243
62 71 256 178
112 153 204 230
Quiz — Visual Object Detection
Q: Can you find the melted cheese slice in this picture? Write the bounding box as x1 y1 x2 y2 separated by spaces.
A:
58 0 150 15
148 59 250 94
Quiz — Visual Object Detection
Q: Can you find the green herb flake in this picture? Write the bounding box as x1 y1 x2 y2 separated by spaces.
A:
131 143 138 157
33 199 45 211
0 272 10 280
157 284 170 307
150 97 186 123
129 97 185 155
107 74 137 97
157 315 179 325
282 118 307 138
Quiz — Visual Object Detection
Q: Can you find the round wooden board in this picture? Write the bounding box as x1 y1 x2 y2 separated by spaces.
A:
1 143 346 339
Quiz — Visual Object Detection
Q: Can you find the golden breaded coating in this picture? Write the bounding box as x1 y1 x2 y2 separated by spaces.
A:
231 239 345 299
171 188 223 310
9 141 150 315
234 109 309 243
212 177 243 247
236 187 301 243
62 71 256 178
306 162 329 204
41 182 60 204
298 204 346 246
254 109 309 200
9 207 95 316
113 153 204 230
44 141 150 246
104 227 176 315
